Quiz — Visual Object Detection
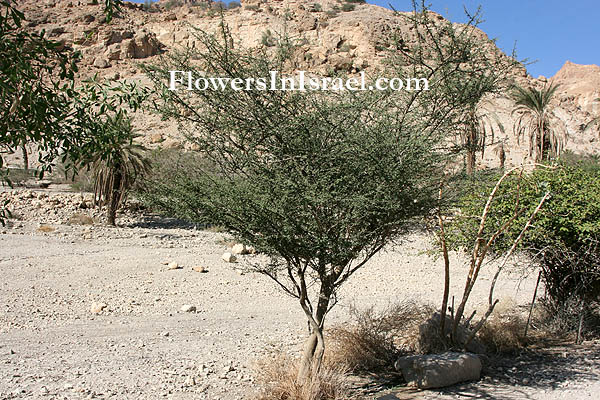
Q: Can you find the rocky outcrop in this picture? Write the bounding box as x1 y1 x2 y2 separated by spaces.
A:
7 0 600 169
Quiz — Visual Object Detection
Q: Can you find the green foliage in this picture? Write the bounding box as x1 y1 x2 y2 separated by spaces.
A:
341 3 355 12
144 2 511 379
143 0 154 11
163 0 183 11
86 115 150 225
103 0 123 23
71 76 150 225
137 149 217 225
260 29 275 47
1 1 79 177
448 163 600 307
309 3 322 12
512 83 566 162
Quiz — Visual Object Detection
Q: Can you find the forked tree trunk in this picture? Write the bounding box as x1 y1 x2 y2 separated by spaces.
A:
297 285 331 384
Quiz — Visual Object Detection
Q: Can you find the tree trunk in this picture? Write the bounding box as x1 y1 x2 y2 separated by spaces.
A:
466 150 475 175
297 285 331 384
21 144 28 171
107 171 122 226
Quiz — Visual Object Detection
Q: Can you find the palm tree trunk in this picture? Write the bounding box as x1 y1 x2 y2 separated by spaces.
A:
21 144 28 171
466 151 475 175
107 171 122 226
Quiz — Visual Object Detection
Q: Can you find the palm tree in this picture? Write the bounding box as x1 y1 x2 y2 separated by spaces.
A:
512 83 566 162
461 99 505 175
86 115 150 226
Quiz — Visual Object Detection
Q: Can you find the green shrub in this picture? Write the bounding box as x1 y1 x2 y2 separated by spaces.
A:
449 162 600 310
309 3 322 12
341 3 355 12
135 149 217 225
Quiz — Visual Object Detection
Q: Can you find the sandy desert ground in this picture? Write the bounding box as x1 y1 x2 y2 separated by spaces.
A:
1 188 599 399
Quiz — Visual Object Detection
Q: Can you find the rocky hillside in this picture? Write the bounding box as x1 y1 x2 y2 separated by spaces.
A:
9 0 600 170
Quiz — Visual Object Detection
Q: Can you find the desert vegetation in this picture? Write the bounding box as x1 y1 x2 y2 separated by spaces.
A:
1 0 600 399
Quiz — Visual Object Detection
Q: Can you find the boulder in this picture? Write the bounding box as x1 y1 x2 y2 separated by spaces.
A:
395 352 482 389
93 57 110 69
121 32 161 59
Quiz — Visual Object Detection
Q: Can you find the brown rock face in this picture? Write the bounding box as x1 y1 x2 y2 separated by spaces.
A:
6 0 600 170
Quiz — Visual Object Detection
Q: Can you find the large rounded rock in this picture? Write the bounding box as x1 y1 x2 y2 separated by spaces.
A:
395 352 482 389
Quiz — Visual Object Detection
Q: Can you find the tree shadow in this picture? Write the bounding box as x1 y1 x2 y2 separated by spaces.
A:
124 214 199 230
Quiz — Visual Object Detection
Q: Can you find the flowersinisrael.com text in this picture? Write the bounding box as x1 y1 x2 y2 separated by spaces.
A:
168 70 429 92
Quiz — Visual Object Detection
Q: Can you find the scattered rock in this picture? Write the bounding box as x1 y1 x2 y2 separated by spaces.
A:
93 57 110 69
90 302 107 314
231 244 247 255
192 266 208 273
167 262 181 270
183 376 196 386
222 252 237 263
395 352 482 389
181 304 196 313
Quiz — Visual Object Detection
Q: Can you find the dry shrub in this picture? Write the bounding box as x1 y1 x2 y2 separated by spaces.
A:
253 353 351 400
326 302 438 373
477 315 527 353
475 299 564 353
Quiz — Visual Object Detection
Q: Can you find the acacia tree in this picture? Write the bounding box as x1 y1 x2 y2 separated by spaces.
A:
144 2 509 384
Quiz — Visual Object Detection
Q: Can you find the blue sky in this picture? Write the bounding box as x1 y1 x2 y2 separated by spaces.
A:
368 0 600 78
129 0 599 78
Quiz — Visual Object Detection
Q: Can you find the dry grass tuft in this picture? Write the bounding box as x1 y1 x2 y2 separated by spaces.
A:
253 353 351 400
326 302 438 373
477 314 528 353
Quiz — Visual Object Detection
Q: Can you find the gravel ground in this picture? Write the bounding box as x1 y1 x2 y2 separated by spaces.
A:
1 189 599 399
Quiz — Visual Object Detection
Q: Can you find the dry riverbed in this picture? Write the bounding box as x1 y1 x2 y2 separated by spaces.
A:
1 189 599 399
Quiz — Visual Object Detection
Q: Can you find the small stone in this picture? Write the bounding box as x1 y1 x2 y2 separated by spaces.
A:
183 376 196 387
522 378 530 385
161 331 170 337
90 302 107 314
181 304 196 313
192 266 208 273
221 252 237 263
167 262 181 270
246 246 256 254
231 244 247 255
